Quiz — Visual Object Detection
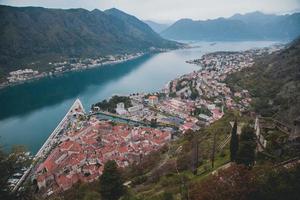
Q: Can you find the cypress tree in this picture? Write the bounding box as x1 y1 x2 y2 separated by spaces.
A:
100 160 124 200
236 125 256 167
230 120 239 162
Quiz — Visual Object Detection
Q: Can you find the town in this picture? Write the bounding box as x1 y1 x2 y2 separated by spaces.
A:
10 44 286 196
1 45 179 89
1 52 145 88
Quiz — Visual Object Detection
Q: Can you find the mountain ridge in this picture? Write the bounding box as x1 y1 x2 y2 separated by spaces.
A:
161 11 300 41
143 20 170 33
0 5 179 79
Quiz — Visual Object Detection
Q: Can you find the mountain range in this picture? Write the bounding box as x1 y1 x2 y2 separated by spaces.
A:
161 11 300 41
143 20 170 33
0 5 178 78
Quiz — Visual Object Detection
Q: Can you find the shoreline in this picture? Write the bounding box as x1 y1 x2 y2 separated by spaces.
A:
0 47 182 90
0 52 148 90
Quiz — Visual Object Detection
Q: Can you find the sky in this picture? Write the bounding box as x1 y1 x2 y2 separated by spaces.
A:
0 0 300 23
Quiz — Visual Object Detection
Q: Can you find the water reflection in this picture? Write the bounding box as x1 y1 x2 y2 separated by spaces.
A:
0 55 152 120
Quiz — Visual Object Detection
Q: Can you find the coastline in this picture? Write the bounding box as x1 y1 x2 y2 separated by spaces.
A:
0 52 147 90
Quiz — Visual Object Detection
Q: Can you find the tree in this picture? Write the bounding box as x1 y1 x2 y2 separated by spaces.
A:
236 125 256 167
230 120 239 162
0 145 31 200
100 160 124 200
150 118 157 128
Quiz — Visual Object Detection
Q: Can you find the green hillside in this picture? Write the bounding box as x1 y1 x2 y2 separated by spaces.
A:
226 37 300 125
0 5 179 79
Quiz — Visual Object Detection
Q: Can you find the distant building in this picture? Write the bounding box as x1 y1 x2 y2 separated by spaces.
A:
198 114 211 122
148 96 158 106
128 104 144 115
180 122 200 133
116 102 127 115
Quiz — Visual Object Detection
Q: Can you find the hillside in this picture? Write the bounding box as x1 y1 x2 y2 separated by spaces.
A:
161 11 300 41
46 111 300 200
226 37 300 125
143 20 169 33
0 6 178 78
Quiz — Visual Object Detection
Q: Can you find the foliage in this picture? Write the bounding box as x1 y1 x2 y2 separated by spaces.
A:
0 5 179 78
236 125 256 167
0 145 32 200
100 160 124 200
150 118 158 128
226 37 300 125
93 96 132 113
192 107 212 117
168 92 176 98
230 120 238 162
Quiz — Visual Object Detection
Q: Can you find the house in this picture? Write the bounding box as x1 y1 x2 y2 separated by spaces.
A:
128 104 144 115
148 96 158 106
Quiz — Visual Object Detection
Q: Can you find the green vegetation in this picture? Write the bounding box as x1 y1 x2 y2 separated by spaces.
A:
100 160 124 200
226 36 300 125
0 5 179 80
229 120 238 162
92 95 132 113
0 145 33 200
192 107 212 117
236 125 256 167
175 79 189 91
119 111 251 200
189 82 199 101
189 163 300 200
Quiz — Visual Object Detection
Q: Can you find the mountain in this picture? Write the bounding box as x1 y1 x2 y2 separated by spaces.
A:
143 20 169 33
0 6 179 78
161 11 300 41
226 36 300 125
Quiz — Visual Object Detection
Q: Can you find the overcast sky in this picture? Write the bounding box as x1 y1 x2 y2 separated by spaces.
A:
1 0 300 23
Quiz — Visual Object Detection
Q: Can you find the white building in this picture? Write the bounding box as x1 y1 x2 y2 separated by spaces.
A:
116 102 127 115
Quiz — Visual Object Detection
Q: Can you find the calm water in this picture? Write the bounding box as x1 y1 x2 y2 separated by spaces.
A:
0 41 280 153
